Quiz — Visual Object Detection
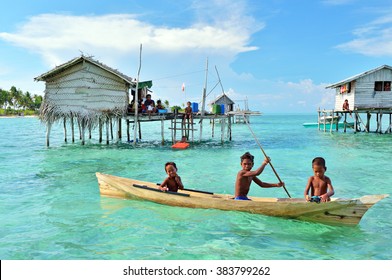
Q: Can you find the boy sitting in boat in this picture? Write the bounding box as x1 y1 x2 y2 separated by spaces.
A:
159 162 184 192
235 152 284 200
304 157 335 202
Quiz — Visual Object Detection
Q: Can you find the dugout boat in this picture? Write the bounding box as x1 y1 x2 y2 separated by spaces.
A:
96 172 388 226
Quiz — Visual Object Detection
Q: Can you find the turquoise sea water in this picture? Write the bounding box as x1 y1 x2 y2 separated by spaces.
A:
0 114 391 260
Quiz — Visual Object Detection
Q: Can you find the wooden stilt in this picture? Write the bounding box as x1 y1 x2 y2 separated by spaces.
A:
81 119 85 145
366 112 371 132
138 121 142 140
106 120 110 145
161 119 164 145
118 118 122 140
212 119 215 137
228 115 232 141
127 120 130 142
63 117 67 142
109 117 113 140
99 119 102 143
71 116 75 143
78 118 82 140
46 122 51 147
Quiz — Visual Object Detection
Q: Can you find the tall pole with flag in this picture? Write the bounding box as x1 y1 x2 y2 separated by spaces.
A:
182 82 186 103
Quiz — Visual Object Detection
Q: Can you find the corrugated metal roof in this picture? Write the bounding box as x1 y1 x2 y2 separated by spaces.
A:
34 55 136 85
209 93 235 105
326 64 392 89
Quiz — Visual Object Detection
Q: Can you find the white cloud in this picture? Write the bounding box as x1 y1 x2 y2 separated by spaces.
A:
336 12 392 56
0 5 262 67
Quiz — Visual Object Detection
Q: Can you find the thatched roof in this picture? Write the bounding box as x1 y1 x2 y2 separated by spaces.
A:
35 55 135 86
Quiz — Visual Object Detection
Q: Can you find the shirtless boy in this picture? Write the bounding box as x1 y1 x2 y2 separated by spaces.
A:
235 152 284 200
159 162 184 192
304 157 335 202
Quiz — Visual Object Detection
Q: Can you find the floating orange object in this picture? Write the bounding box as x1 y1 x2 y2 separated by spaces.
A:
172 142 190 149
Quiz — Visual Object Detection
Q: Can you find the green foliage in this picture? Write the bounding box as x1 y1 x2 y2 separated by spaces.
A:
0 86 43 116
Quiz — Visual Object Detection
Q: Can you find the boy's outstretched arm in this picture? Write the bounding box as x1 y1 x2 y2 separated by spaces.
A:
253 177 284 188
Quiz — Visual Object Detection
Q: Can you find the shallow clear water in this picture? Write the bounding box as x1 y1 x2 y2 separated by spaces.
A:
0 114 391 260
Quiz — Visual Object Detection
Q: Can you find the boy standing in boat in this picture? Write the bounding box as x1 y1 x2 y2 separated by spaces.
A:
235 152 284 200
159 162 184 192
304 157 335 202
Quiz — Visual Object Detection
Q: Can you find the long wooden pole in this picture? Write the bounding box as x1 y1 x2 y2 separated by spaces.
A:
133 44 142 147
243 115 291 198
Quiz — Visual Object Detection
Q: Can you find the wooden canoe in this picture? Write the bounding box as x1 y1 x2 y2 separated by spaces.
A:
96 172 389 226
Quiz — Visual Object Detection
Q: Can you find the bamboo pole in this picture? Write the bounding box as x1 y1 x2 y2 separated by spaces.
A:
133 44 142 147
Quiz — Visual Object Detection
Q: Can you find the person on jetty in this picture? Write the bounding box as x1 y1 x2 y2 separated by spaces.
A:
159 162 184 192
234 152 284 200
183 101 193 123
342 99 352 117
144 94 157 114
304 157 335 203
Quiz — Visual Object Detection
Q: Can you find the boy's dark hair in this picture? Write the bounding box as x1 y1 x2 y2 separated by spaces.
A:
146 94 151 98
240 152 254 163
312 157 326 170
165 162 177 170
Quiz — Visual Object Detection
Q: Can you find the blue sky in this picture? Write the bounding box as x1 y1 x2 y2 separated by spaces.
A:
1 0 392 113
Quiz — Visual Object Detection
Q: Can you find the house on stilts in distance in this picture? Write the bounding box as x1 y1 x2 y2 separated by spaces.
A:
322 64 392 133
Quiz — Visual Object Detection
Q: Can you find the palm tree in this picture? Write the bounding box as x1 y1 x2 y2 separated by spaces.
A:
0 89 12 115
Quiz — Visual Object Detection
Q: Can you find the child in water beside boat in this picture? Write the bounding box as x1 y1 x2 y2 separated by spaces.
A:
235 152 284 200
159 162 184 192
304 157 335 203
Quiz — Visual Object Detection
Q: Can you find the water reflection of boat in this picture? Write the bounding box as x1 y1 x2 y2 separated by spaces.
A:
303 121 354 129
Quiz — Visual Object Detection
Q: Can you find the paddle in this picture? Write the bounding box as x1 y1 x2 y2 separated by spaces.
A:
132 184 190 197
156 183 214 195
242 115 291 198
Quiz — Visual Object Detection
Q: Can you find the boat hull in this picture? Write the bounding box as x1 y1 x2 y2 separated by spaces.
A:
96 172 388 226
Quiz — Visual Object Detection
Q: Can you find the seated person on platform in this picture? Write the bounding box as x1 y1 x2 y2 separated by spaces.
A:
156 99 164 110
234 152 284 200
159 162 184 192
342 99 352 116
304 157 335 203
183 101 193 123
144 94 156 114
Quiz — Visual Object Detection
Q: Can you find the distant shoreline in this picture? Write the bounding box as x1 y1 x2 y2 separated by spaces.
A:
0 115 38 119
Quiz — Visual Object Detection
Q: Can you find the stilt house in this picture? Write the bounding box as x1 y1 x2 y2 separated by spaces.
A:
326 65 392 111
34 55 140 145
209 93 235 114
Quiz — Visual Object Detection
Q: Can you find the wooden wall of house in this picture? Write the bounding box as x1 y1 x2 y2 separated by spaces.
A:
334 81 355 111
335 68 392 110
44 61 129 114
